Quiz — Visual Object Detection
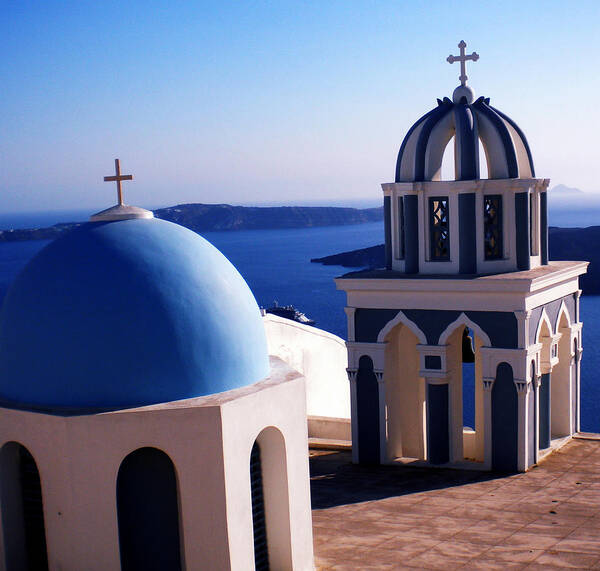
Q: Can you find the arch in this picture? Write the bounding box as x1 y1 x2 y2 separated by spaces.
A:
535 309 553 447
383 321 425 460
414 104 454 182
377 311 427 344
438 313 492 347
535 308 553 344
473 103 518 178
117 447 182 571
490 104 535 177
553 306 575 438
423 110 455 181
251 426 292 571
356 356 380 464
396 107 439 182
491 362 518 472
556 301 572 334
0 442 48 571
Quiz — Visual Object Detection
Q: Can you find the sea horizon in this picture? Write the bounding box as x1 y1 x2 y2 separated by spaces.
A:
0 195 599 231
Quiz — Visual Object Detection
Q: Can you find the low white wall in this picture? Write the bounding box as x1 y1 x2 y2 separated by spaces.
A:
263 314 350 419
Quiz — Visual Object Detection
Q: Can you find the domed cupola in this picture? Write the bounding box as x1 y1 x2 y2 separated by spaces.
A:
381 42 549 276
0 161 270 412
395 95 535 182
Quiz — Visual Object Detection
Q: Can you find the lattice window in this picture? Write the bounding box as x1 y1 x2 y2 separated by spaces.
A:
429 197 450 261
484 195 503 260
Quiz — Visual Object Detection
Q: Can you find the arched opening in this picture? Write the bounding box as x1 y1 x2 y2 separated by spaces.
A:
492 362 518 473
383 323 424 460
117 447 182 571
537 317 553 449
251 427 292 570
439 137 489 181
552 311 573 438
356 355 380 464
478 139 489 179
440 137 456 181
462 328 475 425
443 323 486 464
0 442 48 571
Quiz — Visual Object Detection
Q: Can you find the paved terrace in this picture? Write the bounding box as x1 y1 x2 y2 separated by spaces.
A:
311 437 600 570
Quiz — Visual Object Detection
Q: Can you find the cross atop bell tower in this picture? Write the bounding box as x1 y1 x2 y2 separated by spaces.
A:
447 40 479 87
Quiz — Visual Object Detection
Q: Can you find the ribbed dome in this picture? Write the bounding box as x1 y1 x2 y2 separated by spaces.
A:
395 96 535 182
0 218 270 412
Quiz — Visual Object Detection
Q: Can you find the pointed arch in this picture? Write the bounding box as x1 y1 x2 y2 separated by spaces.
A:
377 311 427 344
438 313 492 347
555 301 572 334
535 308 553 344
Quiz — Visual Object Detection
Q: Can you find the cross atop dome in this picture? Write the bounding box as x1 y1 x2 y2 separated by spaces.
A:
104 159 133 206
90 158 154 222
447 40 479 87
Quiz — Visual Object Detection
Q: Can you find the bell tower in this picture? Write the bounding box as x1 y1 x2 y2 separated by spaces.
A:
337 42 587 473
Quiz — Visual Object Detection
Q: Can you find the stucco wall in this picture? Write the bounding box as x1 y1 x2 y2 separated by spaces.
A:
263 314 350 419
0 358 314 571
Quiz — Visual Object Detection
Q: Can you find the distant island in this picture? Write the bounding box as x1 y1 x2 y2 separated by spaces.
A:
0 203 383 243
312 226 599 294
549 184 585 195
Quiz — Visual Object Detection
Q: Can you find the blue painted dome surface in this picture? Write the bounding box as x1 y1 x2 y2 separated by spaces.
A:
0 218 270 411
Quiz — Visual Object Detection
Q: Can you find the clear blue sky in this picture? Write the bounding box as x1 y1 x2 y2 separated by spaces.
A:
1 1 599 212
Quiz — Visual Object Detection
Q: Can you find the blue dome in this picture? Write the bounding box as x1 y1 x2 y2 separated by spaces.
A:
0 218 270 412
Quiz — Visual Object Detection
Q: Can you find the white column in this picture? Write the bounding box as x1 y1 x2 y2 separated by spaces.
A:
515 310 532 349
533 375 541 464
344 307 356 342
446 373 461 464
514 378 529 472
375 370 388 463
346 369 358 464
482 378 494 470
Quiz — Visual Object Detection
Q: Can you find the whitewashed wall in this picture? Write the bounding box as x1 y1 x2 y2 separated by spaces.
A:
263 314 350 420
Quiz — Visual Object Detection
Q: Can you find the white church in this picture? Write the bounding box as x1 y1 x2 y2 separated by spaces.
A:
0 43 587 570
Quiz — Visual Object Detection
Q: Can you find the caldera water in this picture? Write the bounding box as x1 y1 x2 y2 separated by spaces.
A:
0 211 597 431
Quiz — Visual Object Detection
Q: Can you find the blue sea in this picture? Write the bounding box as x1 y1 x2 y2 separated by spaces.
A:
0 207 597 431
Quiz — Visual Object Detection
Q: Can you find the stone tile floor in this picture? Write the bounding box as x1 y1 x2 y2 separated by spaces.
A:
310 438 600 570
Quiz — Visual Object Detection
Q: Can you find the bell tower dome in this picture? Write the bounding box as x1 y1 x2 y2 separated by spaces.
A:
383 41 549 275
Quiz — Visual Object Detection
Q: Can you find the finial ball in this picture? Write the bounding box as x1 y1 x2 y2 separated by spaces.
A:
452 85 475 104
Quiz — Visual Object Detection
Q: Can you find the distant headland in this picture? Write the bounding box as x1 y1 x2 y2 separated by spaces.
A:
0 203 383 242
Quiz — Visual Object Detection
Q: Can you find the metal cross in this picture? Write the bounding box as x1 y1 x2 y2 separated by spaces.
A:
103 159 133 205
447 40 479 86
